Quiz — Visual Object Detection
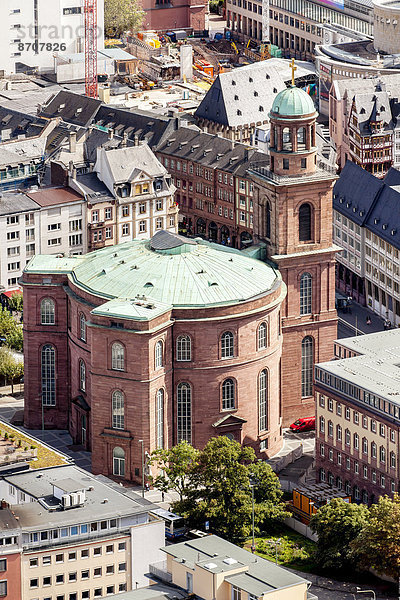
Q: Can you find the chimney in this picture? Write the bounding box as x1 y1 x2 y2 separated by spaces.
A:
69 160 77 180
108 128 114 140
174 115 181 131
120 132 128 148
134 134 140 146
69 131 77 154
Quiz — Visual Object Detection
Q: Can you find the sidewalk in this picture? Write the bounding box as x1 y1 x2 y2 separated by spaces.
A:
337 296 387 337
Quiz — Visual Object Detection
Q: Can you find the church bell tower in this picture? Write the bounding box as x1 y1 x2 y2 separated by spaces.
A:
251 62 338 424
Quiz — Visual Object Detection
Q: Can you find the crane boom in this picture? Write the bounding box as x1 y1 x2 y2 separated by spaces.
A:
84 0 98 98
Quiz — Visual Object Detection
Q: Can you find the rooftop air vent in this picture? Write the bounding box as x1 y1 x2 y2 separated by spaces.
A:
223 557 237 565
383 223 388 230
374 218 380 224
346 202 351 208
359 210 365 216
339 197 344 203
204 563 218 570
392 228 397 235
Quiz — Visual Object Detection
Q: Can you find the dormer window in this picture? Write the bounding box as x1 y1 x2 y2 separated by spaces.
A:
116 184 130 198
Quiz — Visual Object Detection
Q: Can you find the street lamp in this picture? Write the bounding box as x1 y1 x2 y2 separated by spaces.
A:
273 538 281 565
355 588 376 600
249 477 257 553
138 439 145 498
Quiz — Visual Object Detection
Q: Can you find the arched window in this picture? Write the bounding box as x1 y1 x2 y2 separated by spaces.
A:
282 127 292 151
380 446 386 463
354 433 359 450
196 218 206 235
111 343 124 371
301 336 313 397
79 313 86 342
266 202 271 239
222 378 235 410
41 298 55 325
112 390 124 430
79 359 86 392
371 441 377 458
221 331 234 358
113 447 125 476
259 369 268 431
299 203 312 242
156 389 164 449
177 335 191 362
257 323 267 350
155 340 163 369
300 272 312 315
391 451 396 468
41 344 56 406
177 383 192 443
336 424 342 441
297 126 306 150
319 415 325 433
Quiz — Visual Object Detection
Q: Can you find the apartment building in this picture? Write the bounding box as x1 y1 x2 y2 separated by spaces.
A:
0 0 104 74
333 161 400 322
0 464 165 600
86 144 178 244
0 187 86 292
155 127 266 248
315 329 400 504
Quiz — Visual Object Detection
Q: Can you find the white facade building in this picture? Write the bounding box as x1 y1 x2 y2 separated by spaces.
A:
0 187 86 291
0 0 104 75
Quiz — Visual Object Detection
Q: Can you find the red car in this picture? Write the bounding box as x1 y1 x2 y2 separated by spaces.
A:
289 416 316 432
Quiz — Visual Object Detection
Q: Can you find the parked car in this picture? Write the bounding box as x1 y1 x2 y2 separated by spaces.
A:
289 416 315 432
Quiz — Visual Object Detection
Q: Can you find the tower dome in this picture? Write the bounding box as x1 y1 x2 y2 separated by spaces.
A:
270 86 317 120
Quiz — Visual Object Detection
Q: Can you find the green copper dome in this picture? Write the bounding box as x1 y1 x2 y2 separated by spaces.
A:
25 231 282 309
270 86 316 119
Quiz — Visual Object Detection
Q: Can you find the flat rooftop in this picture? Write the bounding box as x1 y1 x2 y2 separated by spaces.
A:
3 464 159 530
162 535 308 594
317 329 400 403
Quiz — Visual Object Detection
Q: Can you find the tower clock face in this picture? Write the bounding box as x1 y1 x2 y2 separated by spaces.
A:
324 32 331 43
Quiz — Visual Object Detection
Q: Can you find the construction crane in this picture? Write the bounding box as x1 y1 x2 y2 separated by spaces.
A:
84 0 98 98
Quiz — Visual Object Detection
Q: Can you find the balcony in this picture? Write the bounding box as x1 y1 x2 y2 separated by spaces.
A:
0 165 39 182
149 561 172 583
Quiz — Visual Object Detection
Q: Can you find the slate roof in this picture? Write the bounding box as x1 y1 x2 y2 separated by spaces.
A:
332 161 383 226
384 166 400 188
0 192 39 216
155 126 267 174
365 184 400 247
39 90 102 127
352 91 393 135
194 62 287 127
99 144 166 183
93 106 175 148
0 106 48 139
74 172 114 203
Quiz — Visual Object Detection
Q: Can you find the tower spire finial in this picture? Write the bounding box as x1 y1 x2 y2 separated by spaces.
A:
290 58 297 86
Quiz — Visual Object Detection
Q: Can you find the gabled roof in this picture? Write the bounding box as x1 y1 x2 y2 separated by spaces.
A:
194 62 286 127
333 161 383 226
39 90 102 127
352 91 392 134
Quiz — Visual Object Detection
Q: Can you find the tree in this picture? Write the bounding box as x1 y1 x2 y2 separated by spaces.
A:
149 441 199 501
0 307 23 351
151 437 288 544
310 498 369 572
104 0 144 38
8 292 23 313
351 494 400 580
0 347 24 393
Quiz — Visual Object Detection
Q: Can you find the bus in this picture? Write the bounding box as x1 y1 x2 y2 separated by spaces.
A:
149 508 187 540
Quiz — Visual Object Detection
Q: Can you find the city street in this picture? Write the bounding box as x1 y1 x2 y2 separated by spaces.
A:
337 298 387 339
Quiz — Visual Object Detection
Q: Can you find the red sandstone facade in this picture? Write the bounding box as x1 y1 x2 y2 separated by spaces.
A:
251 91 338 425
141 0 207 33
22 238 286 483
0 550 21 600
